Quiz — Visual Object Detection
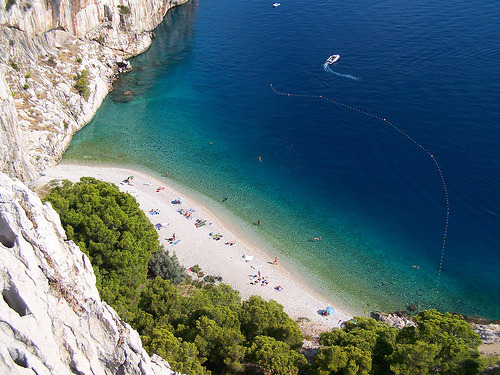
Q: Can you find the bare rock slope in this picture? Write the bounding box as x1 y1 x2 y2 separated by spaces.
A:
0 171 176 374
0 0 187 181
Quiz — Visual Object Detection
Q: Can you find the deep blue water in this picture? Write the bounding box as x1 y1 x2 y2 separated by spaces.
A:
64 0 499 318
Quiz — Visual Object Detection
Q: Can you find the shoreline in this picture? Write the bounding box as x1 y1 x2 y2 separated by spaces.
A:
34 162 353 332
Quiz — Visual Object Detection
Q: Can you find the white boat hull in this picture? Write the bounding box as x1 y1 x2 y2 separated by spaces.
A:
326 54 340 64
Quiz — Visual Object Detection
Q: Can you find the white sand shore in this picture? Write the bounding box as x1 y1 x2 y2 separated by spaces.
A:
34 163 352 332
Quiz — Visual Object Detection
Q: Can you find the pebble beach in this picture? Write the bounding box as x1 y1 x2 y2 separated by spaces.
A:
35 163 353 332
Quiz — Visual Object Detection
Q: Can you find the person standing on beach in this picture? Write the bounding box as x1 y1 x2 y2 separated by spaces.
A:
273 257 278 265
258 220 261 226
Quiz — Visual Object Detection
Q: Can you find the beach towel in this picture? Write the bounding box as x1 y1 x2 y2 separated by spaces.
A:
172 239 180 245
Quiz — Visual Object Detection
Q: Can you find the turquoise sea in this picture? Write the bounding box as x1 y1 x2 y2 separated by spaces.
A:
63 0 499 318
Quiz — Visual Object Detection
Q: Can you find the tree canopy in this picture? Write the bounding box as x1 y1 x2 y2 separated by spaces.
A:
312 311 486 375
44 177 159 316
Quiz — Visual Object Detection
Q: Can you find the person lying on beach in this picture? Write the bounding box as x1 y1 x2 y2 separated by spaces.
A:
275 285 283 291
225 240 236 245
156 187 165 192
195 219 206 228
166 233 176 242
210 233 223 240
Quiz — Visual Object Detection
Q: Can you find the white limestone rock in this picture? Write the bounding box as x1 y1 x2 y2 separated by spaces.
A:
0 0 188 181
471 323 500 345
0 172 176 374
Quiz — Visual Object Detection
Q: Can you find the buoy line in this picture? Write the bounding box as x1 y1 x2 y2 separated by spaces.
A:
270 83 450 294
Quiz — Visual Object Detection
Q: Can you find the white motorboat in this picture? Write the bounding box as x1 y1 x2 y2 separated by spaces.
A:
273 2 280 7
326 54 340 64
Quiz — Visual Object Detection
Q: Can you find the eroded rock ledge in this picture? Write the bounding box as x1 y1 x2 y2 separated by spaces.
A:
0 171 177 374
0 0 188 182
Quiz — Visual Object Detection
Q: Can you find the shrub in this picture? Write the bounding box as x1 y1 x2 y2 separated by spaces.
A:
190 264 201 274
203 275 215 284
117 4 130 14
148 249 187 284
25 73 31 78
23 84 29 90
9 39 14 47
5 0 16 11
47 56 56 67
73 68 90 99
9 59 20 71
76 57 82 63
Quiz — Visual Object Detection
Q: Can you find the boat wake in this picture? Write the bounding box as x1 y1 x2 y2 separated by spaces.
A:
323 63 361 81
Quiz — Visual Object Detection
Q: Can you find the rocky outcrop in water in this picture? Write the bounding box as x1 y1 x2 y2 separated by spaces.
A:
0 0 188 182
0 171 177 374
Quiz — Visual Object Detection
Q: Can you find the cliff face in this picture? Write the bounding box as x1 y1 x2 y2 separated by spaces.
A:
0 171 176 374
0 0 187 182
0 65 33 181
0 0 182 38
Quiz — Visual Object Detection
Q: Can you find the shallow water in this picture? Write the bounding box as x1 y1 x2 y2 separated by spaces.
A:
64 0 500 318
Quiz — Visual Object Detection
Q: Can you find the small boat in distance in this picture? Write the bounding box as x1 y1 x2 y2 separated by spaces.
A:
326 54 340 64
273 2 280 7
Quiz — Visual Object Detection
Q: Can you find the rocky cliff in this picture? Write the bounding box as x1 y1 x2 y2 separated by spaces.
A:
0 171 178 374
0 0 187 182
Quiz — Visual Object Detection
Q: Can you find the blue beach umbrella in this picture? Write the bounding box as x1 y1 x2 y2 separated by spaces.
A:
326 306 335 315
